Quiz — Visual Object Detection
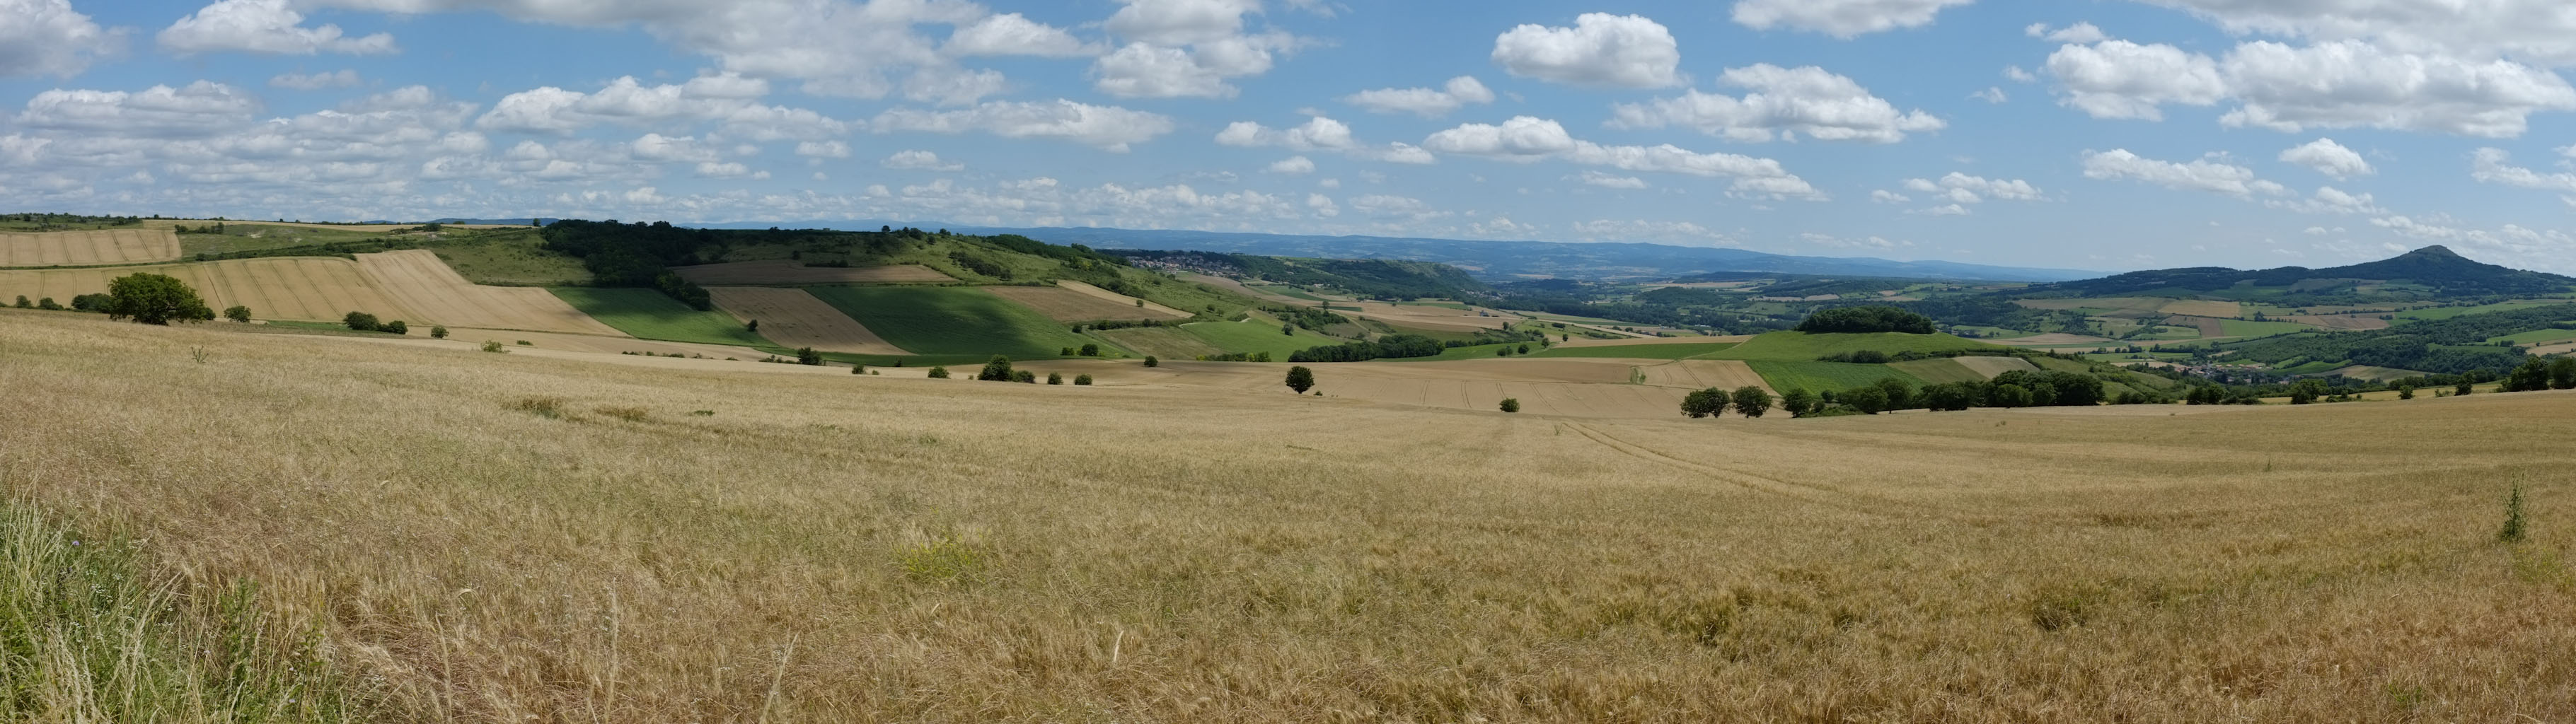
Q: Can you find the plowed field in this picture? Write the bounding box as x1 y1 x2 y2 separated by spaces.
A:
706 286 909 355
356 250 624 335
0 229 181 266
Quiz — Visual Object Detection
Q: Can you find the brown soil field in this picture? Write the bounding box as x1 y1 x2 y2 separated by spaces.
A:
985 284 1191 322
705 286 909 355
2287 313 2392 330
11 308 2576 722
1181 272 1305 304
356 250 625 335
1636 359 1771 392
0 229 183 266
0 257 417 321
1053 280 1192 317
1992 333 2113 346
671 261 954 286
1951 356 2044 378
2530 341 2576 356
2157 299 2241 317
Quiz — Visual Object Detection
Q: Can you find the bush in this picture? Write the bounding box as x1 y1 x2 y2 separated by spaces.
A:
344 311 380 332
796 347 824 366
1079 343 1101 356
104 273 214 325
1060 346 1075 356
222 305 250 322
382 320 408 335
69 293 110 313
1841 385 1893 414
851 363 867 375
36 297 62 311
480 340 507 353
1285 366 1315 393
1047 373 1063 385
1779 388 1819 417
1499 397 1521 413
1075 374 1094 385
1143 356 1159 368
9 296 25 308
928 366 952 378
1013 370 1036 383
977 355 1016 381
430 325 449 339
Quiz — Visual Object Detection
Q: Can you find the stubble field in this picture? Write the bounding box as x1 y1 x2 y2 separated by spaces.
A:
0 257 415 321
3 309 2573 723
0 229 182 266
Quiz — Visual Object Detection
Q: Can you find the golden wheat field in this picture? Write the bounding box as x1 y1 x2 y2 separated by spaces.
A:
4 308 2575 723
0 257 417 321
0 228 183 266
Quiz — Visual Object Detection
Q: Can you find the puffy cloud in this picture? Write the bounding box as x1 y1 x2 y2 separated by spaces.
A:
2273 185 2384 214
1092 0 1298 99
0 0 120 78
1266 155 1315 174
2278 137 2374 179
1870 189 1909 203
2470 147 2576 194
158 0 396 55
1900 172 2044 203
1491 13 1681 88
1577 171 1646 189
2081 148 2285 197
2048 38 2576 136
1970 86 2006 103
2025 22 2105 44
269 69 362 90
475 75 847 141
1571 219 1734 245
1103 0 1259 45
944 12 1090 57
2131 0 2576 66
628 133 718 163
1425 116 1822 199
1800 231 1913 250
15 81 261 137
1343 76 1495 117
871 99 1174 152
882 149 963 170
1730 0 1973 38
1607 64 1945 143
794 141 851 158
2369 214 2576 270
1215 116 1355 151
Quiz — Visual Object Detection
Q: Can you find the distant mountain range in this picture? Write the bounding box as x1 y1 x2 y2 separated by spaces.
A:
2025 245 2575 300
684 221 2095 283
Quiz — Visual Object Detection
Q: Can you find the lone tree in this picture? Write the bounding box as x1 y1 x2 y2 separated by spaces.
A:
105 273 214 325
977 355 1016 381
1498 397 1520 413
222 305 251 322
430 325 449 339
1681 387 1729 419
1143 356 1159 368
1731 387 1773 419
1285 366 1315 393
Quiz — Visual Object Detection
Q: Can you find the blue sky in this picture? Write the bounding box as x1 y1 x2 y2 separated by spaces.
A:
4 0 2576 274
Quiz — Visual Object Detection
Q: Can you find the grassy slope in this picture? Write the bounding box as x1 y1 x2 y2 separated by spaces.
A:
1178 320 1343 358
1745 360 1927 393
548 288 776 348
1529 341 1740 360
1886 358 1988 385
175 223 391 257
2217 319 2316 337
1709 332 2002 361
427 228 591 286
807 286 1107 359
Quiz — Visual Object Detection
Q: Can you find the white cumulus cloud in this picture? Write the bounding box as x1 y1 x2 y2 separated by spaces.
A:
2081 148 2286 197
1424 115 1822 199
872 99 1174 152
1607 64 1945 143
158 0 397 56
269 69 361 90
0 0 121 78
2277 138 2374 179
1731 0 1973 38
1491 13 1682 88
1343 76 1495 117
883 149 963 170
2048 37 2576 137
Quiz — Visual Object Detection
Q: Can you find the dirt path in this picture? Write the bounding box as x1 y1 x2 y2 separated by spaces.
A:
706 286 910 355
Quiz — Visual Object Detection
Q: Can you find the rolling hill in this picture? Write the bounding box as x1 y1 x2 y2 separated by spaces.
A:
2019 245 2575 302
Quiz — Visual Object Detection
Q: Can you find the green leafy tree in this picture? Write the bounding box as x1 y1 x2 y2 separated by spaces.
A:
797 347 824 366
1143 356 1159 368
35 297 62 311
1680 387 1729 419
1840 385 1892 414
746 319 759 332
2289 379 2326 404
382 320 408 335
222 305 250 322
977 355 1016 381
1281 323 1294 336
2456 380 2474 396
2551 356 2576 390
1873 377 1915 411
1048 373 1064 385
1921 382 1978 411
928 366 951 378
1498 398 1520 413
105 273 214 325
1074 374 1094 385
1285 366 1316 393
343 311 380 332
1779 388 1819 417
1731 387 1772 419
1060 346 1075 356
11 296 27 308
1014 370 1036 383
2396 385 2415 400
430 325 449 339
1080 343 1101 356
2507 356 2551 392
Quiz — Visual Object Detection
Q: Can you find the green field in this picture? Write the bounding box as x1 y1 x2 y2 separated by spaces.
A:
548 288 777 347
428 230 591 286
1745 361 1927 394
1709 332 2002 361
1085 326 1222 359
806 286 1104 359
1527 341 1740 360
1249 284 1327 302
2485 328 2576 345
175 223 394 257
1177 320 1343 358
2392 300 2565 322
1885 358 1987 385
2216 319 2316 338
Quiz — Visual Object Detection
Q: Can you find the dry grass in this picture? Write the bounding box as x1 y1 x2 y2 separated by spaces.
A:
3 308 2575 722
355 250 625 335
0 228 182 266
0 257 419 322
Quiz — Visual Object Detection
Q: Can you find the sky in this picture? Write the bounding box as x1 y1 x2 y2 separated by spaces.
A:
4 1 2576 274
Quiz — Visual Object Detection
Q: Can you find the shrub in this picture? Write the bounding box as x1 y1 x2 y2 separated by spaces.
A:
796 347 824 366
1143 356 1160 368
1779 388 1819 417
2500 483 2528 543
1079 343 1101 356
10 296 25 308
343 311 380 332
851 363 867 375
1075 374 1094 385
481 340 507 353
1060 346 1075 356
746 319 759 332
221 305 250 322
2553 356 2576 390
430 325 449 339
382 320 408 335
1014 370 1036 383
1498 397 1520 413
2397 385 2415 399
69 293 110 313
2506 357 2551 392
977 356 1016 381
1841 385 1893 414
1285 366 1315 393
928 366 951 378
1731 387 1773 419
35 297 62 311
105 273 214 325
2456 381 2474 396
1048 373 1064 385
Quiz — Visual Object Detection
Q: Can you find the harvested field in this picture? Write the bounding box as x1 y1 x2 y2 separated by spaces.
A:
409 328 774 359
1636 359 1771 392
671 261 954 286
1156 358 1687 418
0 229 182 266
2287 314 2391 331
1951 356 2044 378
986 284 1191 322
1556 334 1755 349
1087 326 1225 359
1888 358 1989 385
0 257 415 322
1055 280 1191 317
356 250 624 335
2326 365 2427 383
1989 333 2111 346
705 286 909 355
2157 299 2242 317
